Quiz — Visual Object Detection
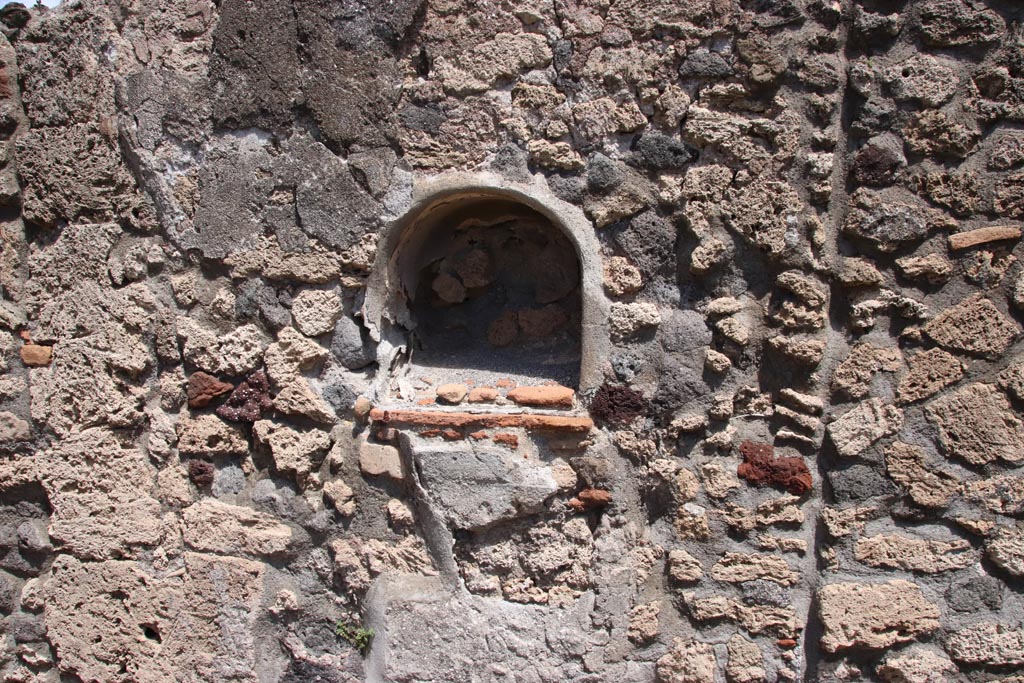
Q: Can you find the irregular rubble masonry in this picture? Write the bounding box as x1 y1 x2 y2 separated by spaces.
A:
0 1 1023 682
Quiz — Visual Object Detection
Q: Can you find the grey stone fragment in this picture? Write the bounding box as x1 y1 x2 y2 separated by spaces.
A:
399 103 443 133
213 465 246 497
412 441 557 531
294 2 405 149
828 464 897 503
281 655 358 683
679 50 734 79
331 315 375 370
191 134 275 259
8 612 45 643
945 575 1002 613
490 144 530 183
235 280 291 330
548 173 585 204
208 0 300 129
661 310 713 353
350 146 399 198
852 97 897 138
740 580 790 607
750 0 804 28
283 135 381 251
586 153 623 193
614 210 677 279
631 133 697 171
371 574 601 683
193 132 380 259
252 478 297 520
320 365 360 416
652 350 708 419
16 520 50 553
0 572 13 614
119 68 210 150
611 351 645 382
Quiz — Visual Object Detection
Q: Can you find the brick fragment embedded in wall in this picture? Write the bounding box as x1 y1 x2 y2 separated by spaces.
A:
369 408 594 432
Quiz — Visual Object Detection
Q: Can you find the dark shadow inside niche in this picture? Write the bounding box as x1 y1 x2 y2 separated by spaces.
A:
400 198 582 387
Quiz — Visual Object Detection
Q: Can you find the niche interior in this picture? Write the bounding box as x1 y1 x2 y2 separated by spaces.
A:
392 194 583 389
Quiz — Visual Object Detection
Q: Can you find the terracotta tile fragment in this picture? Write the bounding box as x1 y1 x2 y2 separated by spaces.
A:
468 386 499 402
369 408 593 432
20 343 52 367
568 487 612 511
507 385 575 408
948 225 1022 250
492 432 518 448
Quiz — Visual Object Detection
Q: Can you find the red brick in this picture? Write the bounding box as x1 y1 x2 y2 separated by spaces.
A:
369 408 593 433
507 385 575 408
20 344 52 367
492 432 518 448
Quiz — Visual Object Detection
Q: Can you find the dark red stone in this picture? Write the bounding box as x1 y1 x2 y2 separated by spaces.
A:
187 371 234 408
737 440 813 496
589 384 646 426
851 143 901 187
215 370 272 422
187 459 215 488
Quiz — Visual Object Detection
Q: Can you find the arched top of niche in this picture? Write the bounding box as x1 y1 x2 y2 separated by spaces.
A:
363 171 609 395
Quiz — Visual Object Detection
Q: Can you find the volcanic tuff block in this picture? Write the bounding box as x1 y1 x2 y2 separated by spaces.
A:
411 439 558 531
923 295 1019 359
828 399 904 457
182 500 294 558
926 383 1024 465
854 534 974 573
947 623 1024 666
817 581 940 652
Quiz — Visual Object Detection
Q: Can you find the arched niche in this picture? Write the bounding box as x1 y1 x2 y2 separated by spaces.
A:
363 173 608 398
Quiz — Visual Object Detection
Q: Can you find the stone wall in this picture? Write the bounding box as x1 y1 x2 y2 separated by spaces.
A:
0 0 1023 681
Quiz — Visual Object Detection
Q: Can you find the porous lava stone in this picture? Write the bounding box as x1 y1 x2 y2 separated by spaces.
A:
737 440 813 495
187 459 216 488
589 383 647 426
216 369 273 422
851 144 901 187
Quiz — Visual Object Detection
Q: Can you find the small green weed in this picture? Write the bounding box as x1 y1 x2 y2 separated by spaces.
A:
335 619 374 655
